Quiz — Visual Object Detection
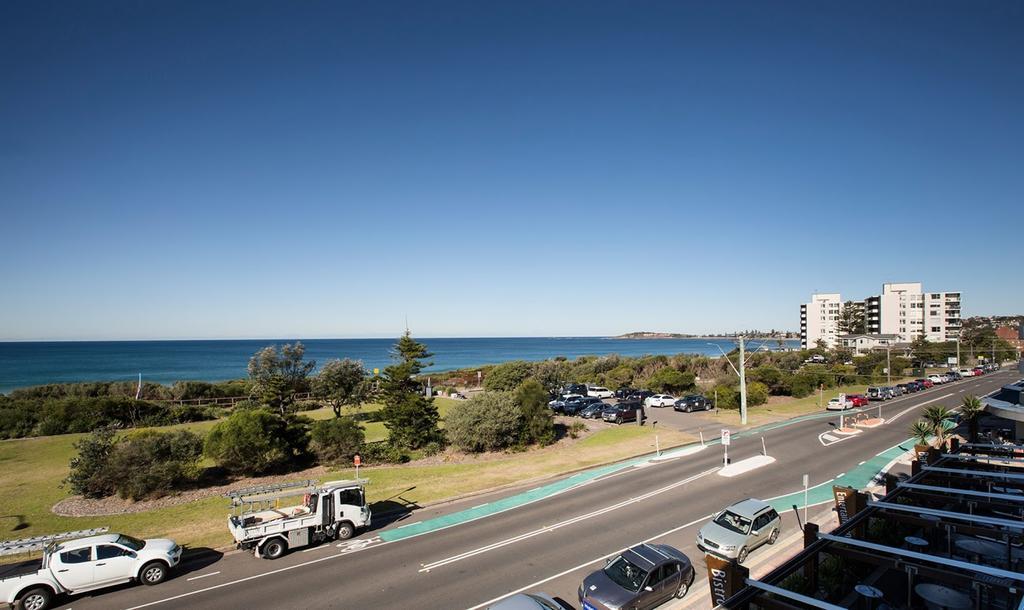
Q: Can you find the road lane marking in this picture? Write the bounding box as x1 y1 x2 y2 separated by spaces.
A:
464 512 715 610
397 521 421 528
471 503 488 509
421 468 719 573
186 571 221 581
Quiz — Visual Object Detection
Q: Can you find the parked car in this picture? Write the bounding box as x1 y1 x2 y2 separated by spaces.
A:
578 543 695 610
488 592 562 610
866 387 885 401
928 374 946 385
578 403 608 419
848 394 869 407
972 367 985 376
565 396 603 416
0 533 181 610
603 401 644 424
959 369 976 377
826 397 852 411
627 390 654 403
614 387 638 399
916 378 934 388
548 394 583 413
696 499 781 563
674 395 712 413
947 371 962 381
562 384 589 397
890 385 904 396
644 394 676 408
587 386 615 399
896 384 911 395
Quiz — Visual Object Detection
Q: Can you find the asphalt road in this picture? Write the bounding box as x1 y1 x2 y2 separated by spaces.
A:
47 369 1019 610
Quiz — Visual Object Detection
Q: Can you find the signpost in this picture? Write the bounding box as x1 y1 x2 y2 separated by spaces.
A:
721 429 731 466
802 474 809 526
354 454 361 479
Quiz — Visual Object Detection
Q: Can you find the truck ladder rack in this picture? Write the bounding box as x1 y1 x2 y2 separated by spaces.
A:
0 527 110 557
226 479 318 507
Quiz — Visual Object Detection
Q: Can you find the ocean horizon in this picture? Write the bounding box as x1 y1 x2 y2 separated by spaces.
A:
0 336 800 394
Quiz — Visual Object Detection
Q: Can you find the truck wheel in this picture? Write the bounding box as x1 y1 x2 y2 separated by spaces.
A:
140 561 168 585
336 522 355 540
262 538 287 560
17 587 53 610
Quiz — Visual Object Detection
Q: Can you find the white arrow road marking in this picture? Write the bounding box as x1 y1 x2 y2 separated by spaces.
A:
420 467 719 573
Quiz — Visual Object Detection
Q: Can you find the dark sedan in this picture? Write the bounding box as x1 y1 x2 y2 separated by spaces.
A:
673 395 711 413
579 543 694 610
578 403 608 419
565 396 604 416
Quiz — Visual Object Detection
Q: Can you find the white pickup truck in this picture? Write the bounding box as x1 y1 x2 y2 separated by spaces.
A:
0 532 181 610
227 479 371 559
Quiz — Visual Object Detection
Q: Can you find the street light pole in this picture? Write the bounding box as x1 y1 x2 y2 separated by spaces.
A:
886 346 891 387
738 336 748 426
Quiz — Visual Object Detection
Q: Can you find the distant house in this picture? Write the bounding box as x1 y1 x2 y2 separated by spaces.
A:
995 324 1024 351
838 333 900 356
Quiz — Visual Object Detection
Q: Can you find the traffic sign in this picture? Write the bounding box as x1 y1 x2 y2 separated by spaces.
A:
354 454 361 467
721 429 731 446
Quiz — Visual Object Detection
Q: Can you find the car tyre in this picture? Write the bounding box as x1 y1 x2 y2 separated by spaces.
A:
262 538 287 560
737 547 749 563
685 405 693 413
17 587 53 610
140 561 168 585
675 578 689 598
336 521 355 540
615 417 622 424
768 528 780 545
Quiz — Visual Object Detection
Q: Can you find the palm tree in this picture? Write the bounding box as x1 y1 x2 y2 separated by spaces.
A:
959 395 985 444
922 405 955 447
910 419 933 446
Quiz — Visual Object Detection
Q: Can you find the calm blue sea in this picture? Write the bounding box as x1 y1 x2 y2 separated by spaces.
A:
0 337 799 394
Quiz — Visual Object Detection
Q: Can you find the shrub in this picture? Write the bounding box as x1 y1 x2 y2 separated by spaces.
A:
514 379 556 447
746 381 769 406
646 368 696 394
204 409 309 476
710 383 740 409
310 418 365 467
483 361 534 391
106 430 204 500
360 441 409 464
446 392 523 453
63 428 117 498
568 421 587 439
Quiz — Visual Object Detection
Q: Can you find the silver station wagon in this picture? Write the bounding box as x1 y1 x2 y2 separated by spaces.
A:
696 498 781 563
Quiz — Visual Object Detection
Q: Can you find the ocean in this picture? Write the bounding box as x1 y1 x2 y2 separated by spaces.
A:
0 337 800 394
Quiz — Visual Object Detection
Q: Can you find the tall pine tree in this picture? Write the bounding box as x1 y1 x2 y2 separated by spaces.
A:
379 331 443 449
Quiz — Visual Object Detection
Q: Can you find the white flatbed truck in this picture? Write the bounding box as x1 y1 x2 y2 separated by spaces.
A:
227 479 371 559
0 528 181 610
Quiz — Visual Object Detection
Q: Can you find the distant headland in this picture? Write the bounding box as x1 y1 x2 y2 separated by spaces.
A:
613 331 798 340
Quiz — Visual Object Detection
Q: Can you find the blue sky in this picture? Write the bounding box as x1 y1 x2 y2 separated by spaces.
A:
1 1 1021 340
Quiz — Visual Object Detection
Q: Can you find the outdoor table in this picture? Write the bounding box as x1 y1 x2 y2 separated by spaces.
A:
914 583 971 609
904 535 928 550
855 584 883 609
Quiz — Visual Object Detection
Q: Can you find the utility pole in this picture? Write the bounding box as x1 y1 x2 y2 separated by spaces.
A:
956 337 961 369
739 336 748 426
886 346 891 386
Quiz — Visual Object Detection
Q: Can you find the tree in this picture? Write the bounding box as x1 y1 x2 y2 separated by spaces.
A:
837 301 865 335
379 332 443 450
63 428 117 498
248 343 316 415
310 418 365 466
483 361 534 391
604 365 635 390
910 419 933 446
313 359 369 418
746 381 769 406
959 395 985 443
205 409 309 475
646 368 696 394
445 392 522 453
514 379 555 446
921 405 954 447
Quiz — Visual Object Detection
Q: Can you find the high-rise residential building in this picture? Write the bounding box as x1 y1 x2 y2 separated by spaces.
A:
801 282 961 347
800 293 842 349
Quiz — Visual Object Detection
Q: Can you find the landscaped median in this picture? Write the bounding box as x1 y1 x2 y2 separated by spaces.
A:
0 420 694 553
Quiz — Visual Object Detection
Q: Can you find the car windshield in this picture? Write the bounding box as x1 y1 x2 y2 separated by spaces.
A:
603 555 649 593
713 510 752 534
115 534 146 551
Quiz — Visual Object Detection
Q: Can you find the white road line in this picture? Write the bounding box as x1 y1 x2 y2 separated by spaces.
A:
836 472 845 478
471 503 488 509
859 461 866 466
186 571 221 581
464 513 715 610
421 468 718 572
397 521 421 529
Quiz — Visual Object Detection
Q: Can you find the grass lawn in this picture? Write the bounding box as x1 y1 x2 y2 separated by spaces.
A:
0 400 692 552
703 378 918 427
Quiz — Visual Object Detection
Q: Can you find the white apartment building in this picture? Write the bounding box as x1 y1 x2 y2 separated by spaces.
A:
806 282 961 347
800 293 842 349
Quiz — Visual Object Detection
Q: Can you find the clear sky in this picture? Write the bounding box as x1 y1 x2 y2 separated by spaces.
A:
1 1 1021 341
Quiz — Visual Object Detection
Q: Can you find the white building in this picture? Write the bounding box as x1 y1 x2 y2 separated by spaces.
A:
803 282 961 348
800 293 842 349
838 333 900 356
